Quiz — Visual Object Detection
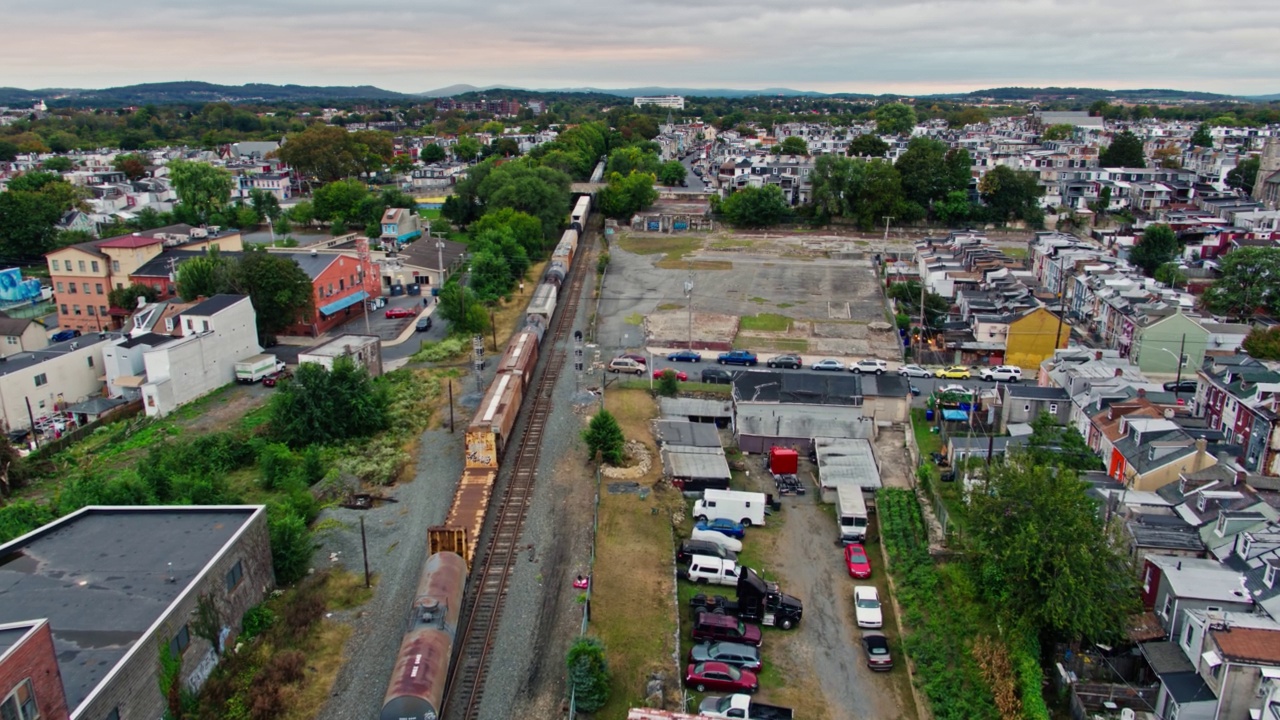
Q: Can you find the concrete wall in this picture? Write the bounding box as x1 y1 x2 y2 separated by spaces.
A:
0 621 70 720
141 299 259 417
73 509 273 720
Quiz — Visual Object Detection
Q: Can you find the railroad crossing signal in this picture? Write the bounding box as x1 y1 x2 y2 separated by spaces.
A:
574 331 584 373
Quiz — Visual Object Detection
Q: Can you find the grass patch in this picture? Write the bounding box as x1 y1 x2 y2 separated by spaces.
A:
657 302 685 311
776 302 794 309
410 337 468 363
711 239 755 250
749 296 767 304
656 259 732 270
911 408 942 457
739 313 792 332
614 380 731 396
624 313 644 326
1002 246 1028 259
615 234 701 260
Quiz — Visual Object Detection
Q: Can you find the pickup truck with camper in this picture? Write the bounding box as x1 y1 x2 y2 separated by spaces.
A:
693 489 768 527
234 354 285 384
837 487 869 543
684 555 740 586
716 350 758 366
690 567 803 630
699 693 793 720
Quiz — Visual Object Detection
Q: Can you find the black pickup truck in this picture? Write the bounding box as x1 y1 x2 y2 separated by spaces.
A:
689 567 803 630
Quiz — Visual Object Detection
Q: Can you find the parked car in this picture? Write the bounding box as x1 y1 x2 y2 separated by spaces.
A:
935 365 972 379
655 368 689 381
767 354 803 369
717 350 758 366
385 306 415 319
691 612 762 647
812 358 845 372
695 518 746 540
861 632 893 671
936 383 971 396
262 369 293 388
619 353 648 365
979 365 1022 382
678 540 737 565
668 350 703 363
843 543 871 579
1164 379 1198 393
850 359 888 375
50 329 80 342
897 363 932 378
689 642 762 672
415 317 433 332
685 661 759 694
701 367 738 385
608 357 645 375
853 586 883 628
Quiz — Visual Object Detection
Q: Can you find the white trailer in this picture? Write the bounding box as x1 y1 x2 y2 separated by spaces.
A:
837 487 869 543
692 489 767 527
684 555 740 586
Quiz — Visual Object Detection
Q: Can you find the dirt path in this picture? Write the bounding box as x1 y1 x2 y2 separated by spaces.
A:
873 428 913 490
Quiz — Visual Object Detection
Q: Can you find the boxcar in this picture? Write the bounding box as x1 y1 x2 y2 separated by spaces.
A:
521 317 547 345
497 330 540 388
571 195 591 231
468 371 524 455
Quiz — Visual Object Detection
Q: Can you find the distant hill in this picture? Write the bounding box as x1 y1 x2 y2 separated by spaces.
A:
1244 93 1280 102
0 81 414 107
921 86 1246 103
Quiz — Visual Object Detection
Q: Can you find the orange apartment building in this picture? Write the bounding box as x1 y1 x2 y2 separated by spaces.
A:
45 225 243 335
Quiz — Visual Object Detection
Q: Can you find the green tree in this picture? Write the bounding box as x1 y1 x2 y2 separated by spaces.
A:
421 143 446 163
1227 157 1260 194
277 126 394 184
809 155 908 229
720 185 790 228
966 455 1138 642
470 208 545 257
657 160 687 186
1040 124 1073 141
775 136 809 156
583 410 625 465
288 200 315 227
657 369 680 397
606 146 660 177
108 283 160 311
436 283 489 336
249 188 281 223
1202 247 1280 317
467 250 512 302
0 140 18 162
42 156 73 172
1242 327 1280 361
175 250 233 301
266 508 313 585
847 134 890 157
113 153 148 180
0 189 63 260
269 357 389 447
1099 130 1146 168
566 637 611 713
312 179 369 226
1022 412 1101 471
887 281 950 327
874 103 917 136
896 137 970 211
1189 123 1213 148
168 159 232 222
1128 224 1178 277
1154 262 1187 289
453 136 482 162
598 171 658 220
934 190 977 226
978 165 1044 225
229 249 316 335
476 161 573 241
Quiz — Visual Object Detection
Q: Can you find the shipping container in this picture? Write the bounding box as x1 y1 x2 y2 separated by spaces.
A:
769 447 799 475
497 330 540 388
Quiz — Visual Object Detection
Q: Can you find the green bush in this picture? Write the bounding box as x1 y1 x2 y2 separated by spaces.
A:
239 604 276 643
1011 631 1050 720
267 508 313 586
582 410 625 465
656 369 680 397
257 443 297 491
0 500 56 543
411 337 467 363
566 636 610 713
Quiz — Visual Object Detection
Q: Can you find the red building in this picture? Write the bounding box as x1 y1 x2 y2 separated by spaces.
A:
0 619 70 720
282 250 379 337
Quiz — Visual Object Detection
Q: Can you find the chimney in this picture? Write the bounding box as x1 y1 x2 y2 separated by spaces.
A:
1235 469 1246 486
1115 367 1124 377
1137 388 1146 399
1192 437 1210 473
1096 350 1104 360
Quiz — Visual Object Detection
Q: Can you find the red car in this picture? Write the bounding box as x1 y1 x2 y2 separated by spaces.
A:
654 368 689 381
844 543 871 579
619 353 648 365
385 307 415 319
262 369 292 388
684 661 759 694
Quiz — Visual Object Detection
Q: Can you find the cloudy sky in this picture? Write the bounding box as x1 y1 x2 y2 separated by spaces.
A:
4 0 1278 95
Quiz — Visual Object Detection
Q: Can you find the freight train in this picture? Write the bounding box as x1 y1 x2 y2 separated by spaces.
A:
380 193 591 718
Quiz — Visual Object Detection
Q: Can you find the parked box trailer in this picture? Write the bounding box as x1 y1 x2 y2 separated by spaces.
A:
837 486 869 543
693 489 768 527
768 447 798 475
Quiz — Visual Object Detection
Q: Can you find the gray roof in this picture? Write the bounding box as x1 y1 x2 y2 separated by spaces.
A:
64 396 129 415
0 622 39 658
1127 516 1206 552
736 403 872 442
732 370 862 406
858 374 911 398
661 447 731 481
1141 640 1195 675
659 397 732 420
1161 671 1215 704
815 438 880 491
1148 555 1252 604
185 294 249 317
285 252 341 280
655 420 722 448
1005 385 1070 400
0 314 33 337
0 507 262 711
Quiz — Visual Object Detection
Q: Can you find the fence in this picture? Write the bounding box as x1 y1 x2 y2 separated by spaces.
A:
27 399 145 460
566 462 603 717
1067 682 1158 720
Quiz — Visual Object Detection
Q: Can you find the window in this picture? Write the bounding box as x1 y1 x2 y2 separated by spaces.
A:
68 284 76 294
5 337 15 346
1181 622 1194 651
0 678 38 720
73 305 81 315
34 374 47 387
99 306 107 316
78 260 85 272
51 259 59 271
1266 563 1277 589
112 260 120 272
339 278 345 291
56 282 63 293
91 261 99 272
82 283 90 294
1049 403 1059 414
169 624 191 657
59 304 67 315
95 284 103 294
87 306 95 316
1024 404 1031 412
1160 594 1172 620
225 559 244 591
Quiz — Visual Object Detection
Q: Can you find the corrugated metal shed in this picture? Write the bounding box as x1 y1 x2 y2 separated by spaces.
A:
655 419 722 448
735 403 872 453
660 397 732 420
662 446 732 481
815 438 880 497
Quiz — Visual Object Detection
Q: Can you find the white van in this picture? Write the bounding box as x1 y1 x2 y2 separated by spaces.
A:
692 527 744 553
693 489 768 527
685 555 740 586
837 487 869 543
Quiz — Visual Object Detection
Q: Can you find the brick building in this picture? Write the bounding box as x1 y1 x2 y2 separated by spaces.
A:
0 619 69 720
282 251 378 337
0 506 273 720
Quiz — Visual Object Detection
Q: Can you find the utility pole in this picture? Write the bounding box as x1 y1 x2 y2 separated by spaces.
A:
882 215 894 248
1053 260 1068 354
1174 333 1187 404
684 274 694 351
918 277 927 362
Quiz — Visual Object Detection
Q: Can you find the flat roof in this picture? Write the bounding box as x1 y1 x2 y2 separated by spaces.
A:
816 438 879 490
0 332 122 376
659 397 732 419
300 334 380 358
661 447 731 480
655 419 722 448
0 621 41 659
0 506 262 711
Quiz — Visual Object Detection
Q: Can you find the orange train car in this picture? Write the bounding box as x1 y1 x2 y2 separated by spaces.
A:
379 552 467 720
496 329 540 388
466 371 524 460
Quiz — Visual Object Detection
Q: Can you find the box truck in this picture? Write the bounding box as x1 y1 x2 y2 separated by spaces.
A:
837 487 869 543
692 489 768 527
234 354 284 384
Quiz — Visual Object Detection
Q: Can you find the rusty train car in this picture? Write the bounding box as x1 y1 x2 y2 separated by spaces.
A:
379 551 468 720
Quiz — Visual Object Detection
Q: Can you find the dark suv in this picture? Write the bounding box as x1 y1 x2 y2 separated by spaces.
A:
701 367 738 385
691 613 762 647
767 354 802 369
678 540 737 565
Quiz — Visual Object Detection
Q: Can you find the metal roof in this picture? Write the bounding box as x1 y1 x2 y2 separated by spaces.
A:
659 397 732 419
655 420 722 448
815 438 879 491
736 403 872 441
662 447 731 481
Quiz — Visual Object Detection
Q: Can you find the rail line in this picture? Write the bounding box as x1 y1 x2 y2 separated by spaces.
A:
442 230 592 720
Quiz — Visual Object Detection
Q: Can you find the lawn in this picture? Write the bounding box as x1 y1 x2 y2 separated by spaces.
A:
738 313 793 332
911 408 942 457
614 234 702 260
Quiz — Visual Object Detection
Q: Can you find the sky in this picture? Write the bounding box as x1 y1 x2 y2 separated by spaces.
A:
3 0 1278 96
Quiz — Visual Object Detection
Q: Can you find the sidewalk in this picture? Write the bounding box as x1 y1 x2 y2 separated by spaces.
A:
383 305 436 347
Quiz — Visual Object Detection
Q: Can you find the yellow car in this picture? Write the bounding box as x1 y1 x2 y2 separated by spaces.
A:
934 365 972 379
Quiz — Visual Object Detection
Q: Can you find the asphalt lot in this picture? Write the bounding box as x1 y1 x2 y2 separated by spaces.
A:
328 293 445 361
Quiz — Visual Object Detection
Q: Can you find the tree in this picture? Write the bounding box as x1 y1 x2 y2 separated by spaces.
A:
657 369 680 397
471 208 545 258
249 188 281 223
0 189 63 260
978 165 1044 225
1154 262 1187 289
566 637 611 713
266 508 313 586
311 179 369 226
597 171 658 220
1022 412 1101 471
896 137 970 211
467 250 511 303
230 250 316 335
453 136 482 162
175 251 233 301
1202 247 1280 318
720 186 790 228
421 143 446 163
775 136 809 156
966 455 1138 642
269 357 389 447
276 125 394 184
1227 157 1260 194
873 103 917 136
606 146 660 177
934 190 977 226
1190 123 1213 148
1128 224 1178 277
113 153 148 180
168 159 232 223
1242 327 1280 361
583 410 625 465
0 140 18 162
887 281 950 327
847 134 889 157
1099 130 1146 168
657 160 687 187
108 283 160 312
1041 123 1075 142
476 161 573 241
42 156 73 172
1153 144 1182 169
436 283 489 336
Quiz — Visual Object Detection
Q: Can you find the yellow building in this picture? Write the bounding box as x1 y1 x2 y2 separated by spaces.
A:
1004 307 1069 371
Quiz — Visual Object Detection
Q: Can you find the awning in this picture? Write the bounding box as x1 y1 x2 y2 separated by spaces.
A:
320 291 369 317
1262 667 1280 679
114 375 147 388
1201 650 1222 668
942 409 969 421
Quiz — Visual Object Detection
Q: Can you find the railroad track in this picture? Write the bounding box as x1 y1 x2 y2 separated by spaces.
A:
442 231 591 720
